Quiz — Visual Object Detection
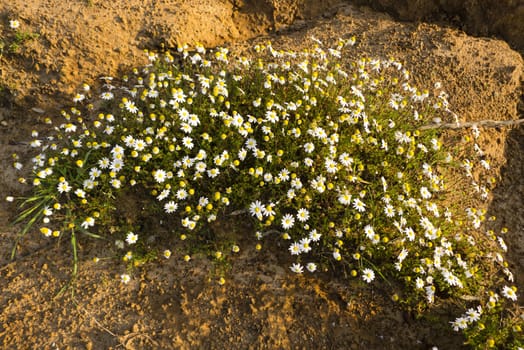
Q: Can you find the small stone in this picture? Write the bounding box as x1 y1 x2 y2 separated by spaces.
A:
31 107 45 114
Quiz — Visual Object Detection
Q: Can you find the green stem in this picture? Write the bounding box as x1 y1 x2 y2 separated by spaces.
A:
362 257 393 287
55 222 78 299
71 227 78 278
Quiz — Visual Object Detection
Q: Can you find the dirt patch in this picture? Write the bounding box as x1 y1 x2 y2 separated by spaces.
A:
0 1 522 349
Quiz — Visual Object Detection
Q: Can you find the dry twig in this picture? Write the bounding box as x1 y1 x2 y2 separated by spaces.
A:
420 118 524 130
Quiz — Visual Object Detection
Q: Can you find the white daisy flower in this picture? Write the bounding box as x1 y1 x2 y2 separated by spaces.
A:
249 200 264 220
281 214 295 230
353 198 366 212
361 268 375 283
153 169 167 183
299 237 312 253
9 19 20 29
290 263 304 274
306 262 317 272
164 201 178 213
296 208 310 222
289 242 301 255
126 232 138 245
120 274 131 284
501 286 518 301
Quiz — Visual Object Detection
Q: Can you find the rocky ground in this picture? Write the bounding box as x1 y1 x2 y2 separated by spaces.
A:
0 1 522 349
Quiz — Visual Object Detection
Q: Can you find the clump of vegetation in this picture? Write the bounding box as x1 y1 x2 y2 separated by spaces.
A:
0 18 39 57
8 36 522 348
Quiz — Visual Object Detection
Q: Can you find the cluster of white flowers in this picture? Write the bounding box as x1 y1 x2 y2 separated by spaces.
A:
9 36 520 344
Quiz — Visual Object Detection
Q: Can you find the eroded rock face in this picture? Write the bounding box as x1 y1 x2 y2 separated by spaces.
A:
148 0 346 47
0 0 346 102
352 0 524 52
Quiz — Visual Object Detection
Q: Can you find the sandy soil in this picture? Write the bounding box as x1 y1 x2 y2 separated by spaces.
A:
0 1 522 349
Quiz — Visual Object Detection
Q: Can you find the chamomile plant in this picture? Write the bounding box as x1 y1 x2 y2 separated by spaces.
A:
9 37 522 348
0 18 39 57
